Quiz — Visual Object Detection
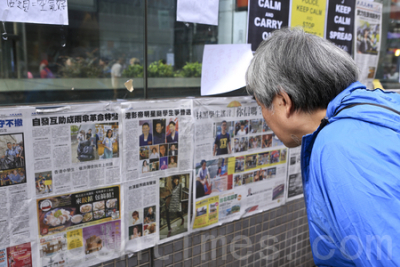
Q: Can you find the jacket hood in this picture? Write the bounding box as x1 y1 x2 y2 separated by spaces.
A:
326 81 400 133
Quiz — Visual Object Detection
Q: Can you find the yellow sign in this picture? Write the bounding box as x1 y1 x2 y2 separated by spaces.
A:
290 0 327 37
67 229 83 250
193 196 219 229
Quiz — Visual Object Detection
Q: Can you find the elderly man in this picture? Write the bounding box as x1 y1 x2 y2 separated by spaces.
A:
246 28 400 266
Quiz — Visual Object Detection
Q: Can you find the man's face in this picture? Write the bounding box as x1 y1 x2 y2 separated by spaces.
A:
7 144 11 149
160 145 166 155
258 100 299 148
155 123 163 134
171 145 175 151
88 130 92 134
221 123 227 132
202 162 207 169
240 124 244 130
148 208 153 214
169 124 175 132
142 125 149 135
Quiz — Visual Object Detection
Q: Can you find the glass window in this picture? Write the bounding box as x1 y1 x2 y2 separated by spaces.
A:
0 0 145 105
4 0 395 106
145 0 247 98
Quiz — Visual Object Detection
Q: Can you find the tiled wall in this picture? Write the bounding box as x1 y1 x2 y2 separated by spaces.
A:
93 198 315 267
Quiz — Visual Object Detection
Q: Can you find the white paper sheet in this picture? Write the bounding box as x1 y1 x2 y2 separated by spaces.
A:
176 0 219 25
201 44 253 96
0 0 69 25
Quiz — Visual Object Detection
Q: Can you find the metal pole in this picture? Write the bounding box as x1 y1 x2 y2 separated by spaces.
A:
143 0 148 99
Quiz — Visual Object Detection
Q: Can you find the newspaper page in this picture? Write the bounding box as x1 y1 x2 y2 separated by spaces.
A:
29 103 122 267
354 1 382 89
36 186 121 267
192 97 287 229
30 103 121 196
286 147 304 202
0 107 37 259
121 99 193 181
124 172 191 252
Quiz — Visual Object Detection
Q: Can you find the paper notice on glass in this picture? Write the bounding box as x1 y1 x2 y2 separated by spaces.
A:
176 0 219 25
0 0 69 25
201 44 253 96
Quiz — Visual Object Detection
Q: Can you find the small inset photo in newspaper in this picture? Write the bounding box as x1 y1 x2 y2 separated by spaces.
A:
71 123 119 163
0 133 26 187
143 206 157 236
35 171 52 195
248 119 263 134
213 120 234 156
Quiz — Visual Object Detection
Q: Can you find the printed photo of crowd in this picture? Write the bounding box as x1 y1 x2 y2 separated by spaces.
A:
139 118 179 173
71 123 119 163
0 133 26 187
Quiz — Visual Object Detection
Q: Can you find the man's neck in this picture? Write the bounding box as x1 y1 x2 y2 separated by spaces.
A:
293 109 327 138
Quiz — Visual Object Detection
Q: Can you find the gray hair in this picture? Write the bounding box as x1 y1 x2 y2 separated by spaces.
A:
246 28 358 112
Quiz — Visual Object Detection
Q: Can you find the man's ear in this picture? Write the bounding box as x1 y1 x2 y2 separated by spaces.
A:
277 91 294 117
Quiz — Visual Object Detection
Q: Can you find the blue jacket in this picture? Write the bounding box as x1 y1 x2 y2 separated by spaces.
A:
301 82 400 266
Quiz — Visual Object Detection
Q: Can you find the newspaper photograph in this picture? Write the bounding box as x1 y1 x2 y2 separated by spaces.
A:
1 242 33 267
286 147 304 201
38 220 121 267
0 107 36 250
159 173 190 242
36 185 121 238
354 0 382 88
30 103 121 196
121 100 193 181
193 97 288 222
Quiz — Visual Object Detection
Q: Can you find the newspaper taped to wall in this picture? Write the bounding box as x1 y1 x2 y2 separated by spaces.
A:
28 103 122 266
0 107 36 252
29 103 121 196
124 172 191 252
120 99 193 181
286 147 303 201
192 97 287 229
354 1 382 88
